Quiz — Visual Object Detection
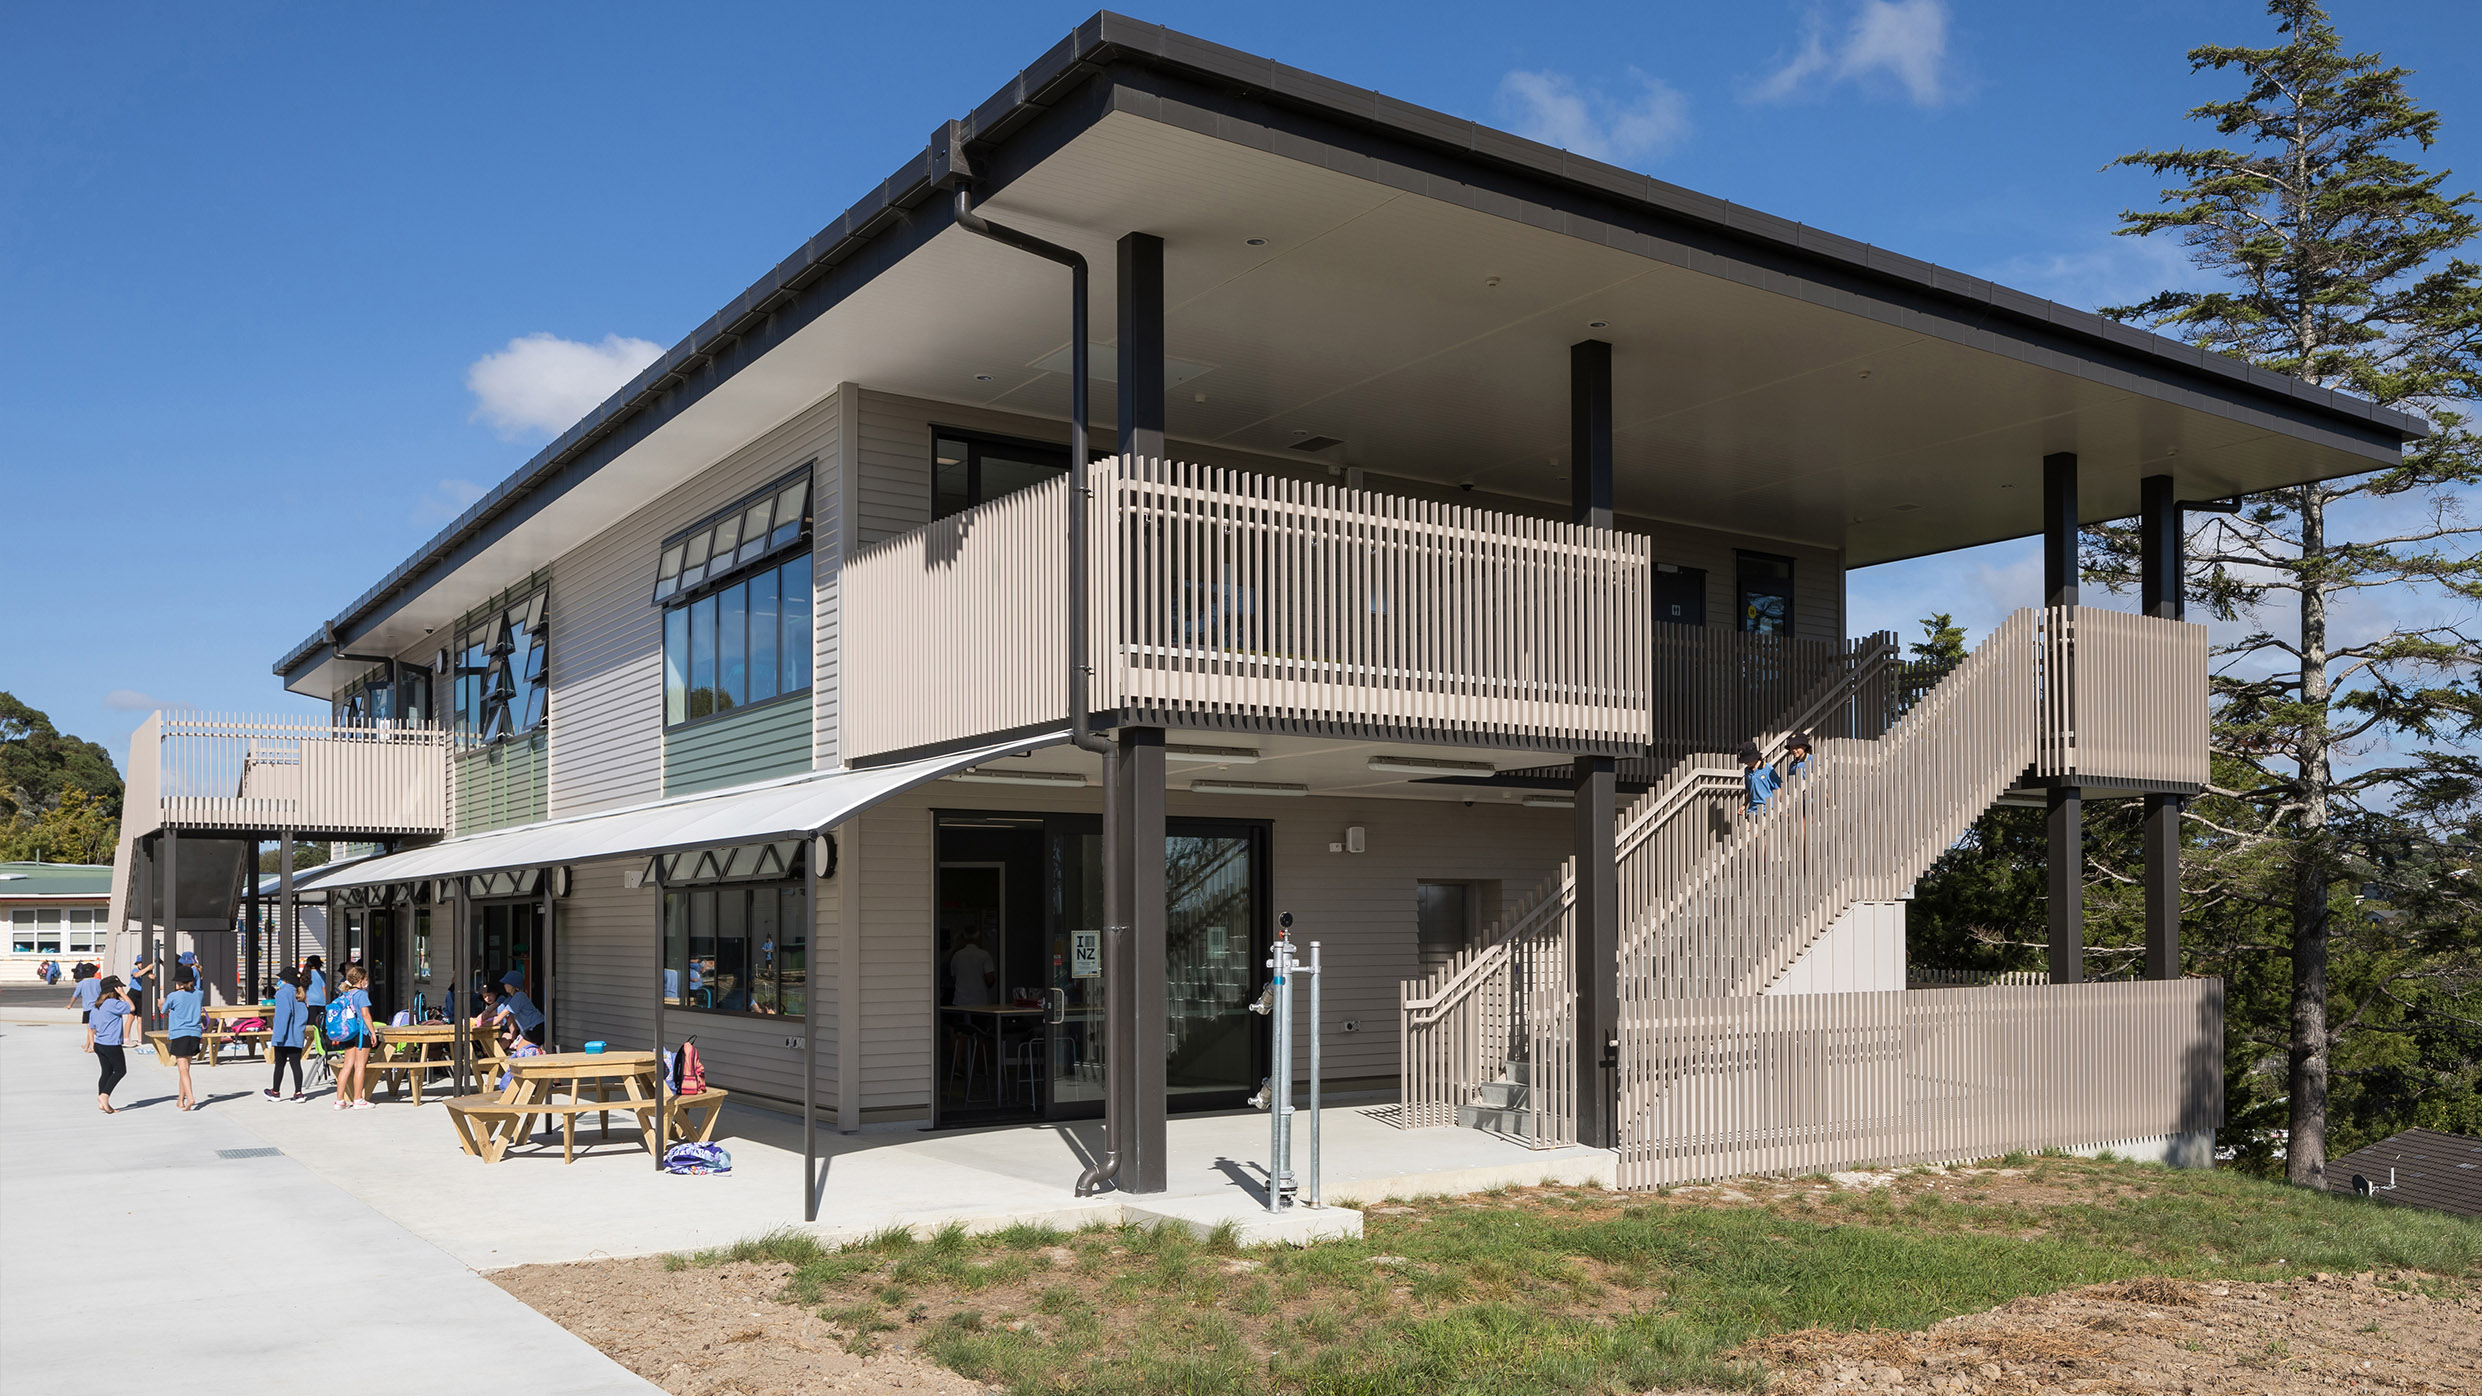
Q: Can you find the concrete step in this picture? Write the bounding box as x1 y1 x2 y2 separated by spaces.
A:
1500 1058 1533 1086
1456 1103 1536 1136
1472 1079 1528 1109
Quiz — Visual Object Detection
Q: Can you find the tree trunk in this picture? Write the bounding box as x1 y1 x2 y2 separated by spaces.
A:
2286 483 2332 1188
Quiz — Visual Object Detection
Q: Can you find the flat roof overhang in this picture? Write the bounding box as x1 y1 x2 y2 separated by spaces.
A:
278 11 2423 696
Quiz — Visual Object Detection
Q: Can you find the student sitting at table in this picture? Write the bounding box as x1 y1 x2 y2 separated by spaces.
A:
492 970 547 1047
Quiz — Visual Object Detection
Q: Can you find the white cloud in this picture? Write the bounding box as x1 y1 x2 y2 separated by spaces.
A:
1975 234 2198 314
1497 68 1691 165
465 332 663 439
1753 0 1952 107
411 477 489 528
103 689 186 712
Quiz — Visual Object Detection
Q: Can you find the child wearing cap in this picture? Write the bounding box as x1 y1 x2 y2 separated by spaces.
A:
86 976 135 1113
1740 740 1780 813
164 961 206 1111
494 970 546 1047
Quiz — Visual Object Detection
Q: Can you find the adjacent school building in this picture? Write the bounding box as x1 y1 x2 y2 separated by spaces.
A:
106 14 2424 1194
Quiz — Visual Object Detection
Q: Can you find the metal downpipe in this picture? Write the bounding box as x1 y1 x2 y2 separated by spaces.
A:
948 186 1124 1196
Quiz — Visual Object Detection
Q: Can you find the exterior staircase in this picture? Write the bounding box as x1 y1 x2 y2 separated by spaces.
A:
1401 606 2209 1156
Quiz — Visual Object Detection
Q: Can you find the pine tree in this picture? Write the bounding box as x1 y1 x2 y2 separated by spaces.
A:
2096 0 2482 1187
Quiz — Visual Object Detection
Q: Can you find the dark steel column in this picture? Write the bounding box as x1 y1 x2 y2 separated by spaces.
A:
1117 232 1166 461
541 871 557 1047
1569 337 1620 1145
245 843 261 1000
652 867 668 1171
2141 473 2184 980
279 832 296 979
2042 452 2083 983
1572 757 1619 1146
804 836 822 1220
162 828 179 1020
1570 339 1613 528
1116 726 1168 1193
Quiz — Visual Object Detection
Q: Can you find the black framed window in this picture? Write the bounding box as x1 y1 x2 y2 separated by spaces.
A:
932 429 1069 522
436 584 547 746
663 880 807 1018
654 468 815 729
663 553 811 726
1736 551 1795 636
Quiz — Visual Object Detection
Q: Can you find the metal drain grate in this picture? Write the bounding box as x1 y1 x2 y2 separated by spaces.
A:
215 1147 282 1159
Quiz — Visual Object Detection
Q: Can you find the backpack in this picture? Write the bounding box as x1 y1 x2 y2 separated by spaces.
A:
323 998 359 1044
669 1039 706 1096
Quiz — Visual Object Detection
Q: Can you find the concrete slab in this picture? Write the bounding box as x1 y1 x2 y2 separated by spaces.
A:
137 1038 1612 1269
0 1021 660 1396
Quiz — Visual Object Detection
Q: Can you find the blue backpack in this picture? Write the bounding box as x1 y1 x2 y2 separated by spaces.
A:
323 998 360 1044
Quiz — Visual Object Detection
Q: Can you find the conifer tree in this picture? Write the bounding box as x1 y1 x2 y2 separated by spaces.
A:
2094 0 2481 1186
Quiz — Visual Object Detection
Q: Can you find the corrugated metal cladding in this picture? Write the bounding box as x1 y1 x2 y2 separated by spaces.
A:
852 389 1843 642
541 393 843 817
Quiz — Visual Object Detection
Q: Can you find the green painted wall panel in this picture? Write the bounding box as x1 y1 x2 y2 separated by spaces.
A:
665 697 812 796
456 731 548 833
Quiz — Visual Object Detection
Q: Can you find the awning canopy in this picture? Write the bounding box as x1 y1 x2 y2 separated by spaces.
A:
293 733 1068 891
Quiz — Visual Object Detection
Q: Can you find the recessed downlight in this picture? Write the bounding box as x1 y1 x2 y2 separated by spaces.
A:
1587 320 1609 329
974 374 994 382
1245 237 1268 246
945 768 1086 788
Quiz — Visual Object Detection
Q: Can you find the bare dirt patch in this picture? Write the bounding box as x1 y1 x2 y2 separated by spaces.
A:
1742 1271 2482 1395
493 1256 983 1396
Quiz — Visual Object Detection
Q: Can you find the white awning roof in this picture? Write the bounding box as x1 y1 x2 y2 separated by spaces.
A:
294 732 1069 890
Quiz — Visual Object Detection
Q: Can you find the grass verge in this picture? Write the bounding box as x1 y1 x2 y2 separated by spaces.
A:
677 1157 2482 1395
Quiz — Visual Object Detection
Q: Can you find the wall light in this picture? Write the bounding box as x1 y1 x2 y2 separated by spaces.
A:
1522 794 1575 809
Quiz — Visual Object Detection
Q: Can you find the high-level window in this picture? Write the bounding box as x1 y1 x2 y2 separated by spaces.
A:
657 469 814 728
334 665 433 730
932 429 1068 522
439 583 548 745
1736 551 1795 636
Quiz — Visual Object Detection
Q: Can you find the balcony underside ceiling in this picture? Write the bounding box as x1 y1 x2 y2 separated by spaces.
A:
293 106 2409 695
945 732 1588 805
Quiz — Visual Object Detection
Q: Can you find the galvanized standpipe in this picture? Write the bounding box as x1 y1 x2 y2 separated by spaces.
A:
1251 913 1323 1211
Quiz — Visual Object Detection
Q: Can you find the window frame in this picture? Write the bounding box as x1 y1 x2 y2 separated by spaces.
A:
930 427 1071 522
651 467 814 607
661 552 814 733
660 877 809 1020
436 581 549 748
1734 550 1797 637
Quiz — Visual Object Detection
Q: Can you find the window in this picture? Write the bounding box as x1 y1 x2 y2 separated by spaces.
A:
334 665 433 730
66 907 104 955
439 584 548 745
663 554 811 726
663 882 807 1017
1736 551 1795 636
9 909 31 955
932 429 1069 521
30 907 61 955
652 470 811 604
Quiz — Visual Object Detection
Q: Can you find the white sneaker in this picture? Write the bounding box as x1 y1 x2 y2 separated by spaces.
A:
351 1099 375 1110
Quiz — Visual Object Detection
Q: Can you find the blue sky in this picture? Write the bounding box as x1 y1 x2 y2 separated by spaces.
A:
4 1 2476 768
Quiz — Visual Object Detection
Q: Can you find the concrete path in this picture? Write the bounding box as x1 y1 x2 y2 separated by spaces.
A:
0 1019 660 1396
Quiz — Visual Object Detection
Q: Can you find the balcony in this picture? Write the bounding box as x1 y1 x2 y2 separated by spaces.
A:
122 712 450 841
844 457 1656 762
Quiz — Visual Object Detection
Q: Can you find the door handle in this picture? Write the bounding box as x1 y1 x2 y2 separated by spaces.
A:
1046 987 1065 1025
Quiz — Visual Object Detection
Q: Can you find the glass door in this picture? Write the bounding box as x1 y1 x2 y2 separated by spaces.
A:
1164 826 1263 1107
1046 825 1107 1116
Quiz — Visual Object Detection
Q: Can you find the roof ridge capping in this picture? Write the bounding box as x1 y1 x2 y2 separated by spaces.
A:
276 7 2432 679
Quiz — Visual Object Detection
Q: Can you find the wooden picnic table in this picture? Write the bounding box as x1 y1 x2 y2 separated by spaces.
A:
368 1021 510 1104
199 1003 274 1066
444 1050 731 1165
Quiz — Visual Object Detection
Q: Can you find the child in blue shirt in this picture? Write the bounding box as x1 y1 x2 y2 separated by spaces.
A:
86 976 134 1113
1741 740 1781 812
264 968 309 1102
165 963 206 1111
333 965 375 1110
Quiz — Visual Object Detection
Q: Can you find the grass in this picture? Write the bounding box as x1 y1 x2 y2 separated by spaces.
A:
673 1157 2481 1396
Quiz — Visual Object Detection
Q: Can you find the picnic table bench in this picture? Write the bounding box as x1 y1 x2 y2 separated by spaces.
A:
443 1050 729 1164
367 1022 510 1104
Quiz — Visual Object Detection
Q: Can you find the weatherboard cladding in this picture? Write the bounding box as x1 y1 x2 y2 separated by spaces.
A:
663 698 812 797
543 394 840 818
276 10 2420 682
